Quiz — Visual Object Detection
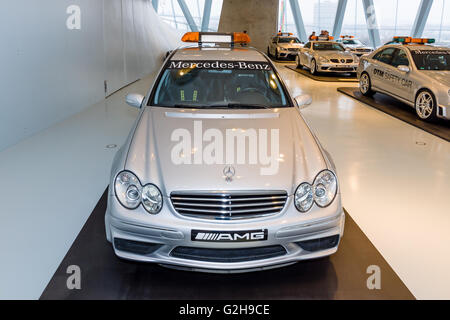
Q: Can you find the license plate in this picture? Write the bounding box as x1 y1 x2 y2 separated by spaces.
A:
191 229 268 242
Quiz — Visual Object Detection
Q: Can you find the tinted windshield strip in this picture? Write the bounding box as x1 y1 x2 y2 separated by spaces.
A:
168 60 272 71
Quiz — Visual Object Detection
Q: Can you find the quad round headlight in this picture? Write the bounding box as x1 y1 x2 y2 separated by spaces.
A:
115 171 142 209
114 171 163 213
294 170 338 212
142 184 163 214
294 182 314 212
313 170 337 207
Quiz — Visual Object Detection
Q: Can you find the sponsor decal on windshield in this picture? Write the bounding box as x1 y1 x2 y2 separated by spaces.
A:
411 49 450 55
168 60 272 71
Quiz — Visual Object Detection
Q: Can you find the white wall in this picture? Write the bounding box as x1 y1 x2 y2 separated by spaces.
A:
0 0 180 151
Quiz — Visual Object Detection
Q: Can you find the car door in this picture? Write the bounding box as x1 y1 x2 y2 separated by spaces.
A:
389 48 414 101
270 37 278 56
370 47 396 90
300 42 312 67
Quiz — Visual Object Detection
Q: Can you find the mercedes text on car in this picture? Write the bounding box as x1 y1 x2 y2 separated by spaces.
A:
105 32 345 273
358 37 450 121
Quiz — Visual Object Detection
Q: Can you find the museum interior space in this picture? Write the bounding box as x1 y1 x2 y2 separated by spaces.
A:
0 0 449 301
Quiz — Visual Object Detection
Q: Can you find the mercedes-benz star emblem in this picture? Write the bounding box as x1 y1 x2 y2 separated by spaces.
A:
223 165 236 182
340 59 345 63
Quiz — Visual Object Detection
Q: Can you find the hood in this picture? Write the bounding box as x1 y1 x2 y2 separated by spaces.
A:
421 71 450 87
125 107 327 196
318 51 355 59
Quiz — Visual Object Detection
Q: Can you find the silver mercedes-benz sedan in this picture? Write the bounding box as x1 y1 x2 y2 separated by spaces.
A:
268 33 303 60
296 40 359 75
358 38 450 121
105 32 345 273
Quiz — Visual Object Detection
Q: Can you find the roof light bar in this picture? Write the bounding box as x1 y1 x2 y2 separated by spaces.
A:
181 32 251 45
393 36 435 44
277 32 293 36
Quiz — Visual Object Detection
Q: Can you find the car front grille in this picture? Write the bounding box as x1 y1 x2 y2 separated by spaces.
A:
170 191 288 220
330 58 353 63
287 48 298 52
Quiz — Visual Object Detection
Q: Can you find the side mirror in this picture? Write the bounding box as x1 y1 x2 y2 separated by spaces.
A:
295 94 312 109
398 65 410 73
125 93 144 109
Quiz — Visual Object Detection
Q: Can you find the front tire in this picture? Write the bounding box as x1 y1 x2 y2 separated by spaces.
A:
310 59 317 75
415 90 437 121
275 49 280 60
359 72 374 97
267 47 271 57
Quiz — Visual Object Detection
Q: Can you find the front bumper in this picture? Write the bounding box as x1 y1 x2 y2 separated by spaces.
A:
317 62 358 73
437 104 450 120
105 194 345 272
278 51 298 59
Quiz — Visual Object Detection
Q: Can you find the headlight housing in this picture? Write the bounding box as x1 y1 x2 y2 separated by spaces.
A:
142 184 163 214
294 183 314 212
294 170 338 212
319 56 328 63
313 170 338 207
114 171 163 213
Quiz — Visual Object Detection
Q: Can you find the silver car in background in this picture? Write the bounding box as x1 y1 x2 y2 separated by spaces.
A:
336 37 373 57
358 42 450 121
268 33 303 60
105 33 345 273
296 41 359 75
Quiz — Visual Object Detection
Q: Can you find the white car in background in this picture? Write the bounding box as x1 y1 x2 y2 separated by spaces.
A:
268 32 304 60
336 36 373 57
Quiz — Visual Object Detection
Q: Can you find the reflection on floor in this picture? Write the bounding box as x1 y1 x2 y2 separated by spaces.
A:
40 189 413 300
285 65 358 82
337 87 450 142
277 63 450 299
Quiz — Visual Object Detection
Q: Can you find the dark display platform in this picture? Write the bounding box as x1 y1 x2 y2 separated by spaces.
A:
40 189 414 300
338 87 450 142
285 65 358 82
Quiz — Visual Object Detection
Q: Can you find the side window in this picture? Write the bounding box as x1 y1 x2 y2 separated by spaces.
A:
304 42 311 49
272 37 278 44
373 48 396 65
391 49 410 67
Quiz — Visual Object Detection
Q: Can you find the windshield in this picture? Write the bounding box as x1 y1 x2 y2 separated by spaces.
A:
313 42 344 51
278 37 300 44
341 39 363 45
150 60 289 108
410 49 450 71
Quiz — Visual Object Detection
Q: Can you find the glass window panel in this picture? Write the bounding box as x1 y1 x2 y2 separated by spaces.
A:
341 0 370 46
423 0 450 46
372 0 421 45
157 0 223 32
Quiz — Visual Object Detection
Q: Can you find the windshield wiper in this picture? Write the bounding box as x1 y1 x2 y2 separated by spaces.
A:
209 103 272 110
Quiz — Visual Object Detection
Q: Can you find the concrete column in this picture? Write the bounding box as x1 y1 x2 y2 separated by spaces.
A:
218 0 279 52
